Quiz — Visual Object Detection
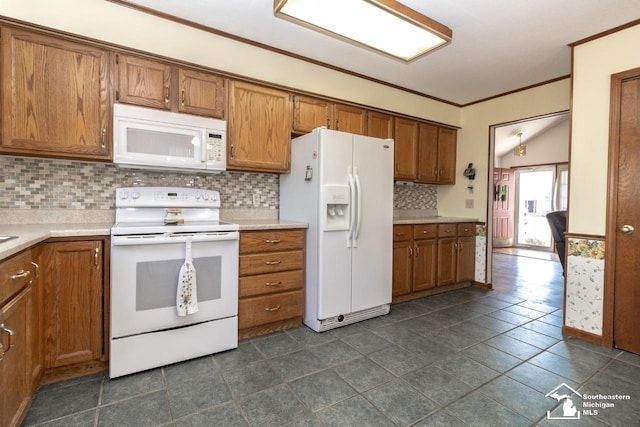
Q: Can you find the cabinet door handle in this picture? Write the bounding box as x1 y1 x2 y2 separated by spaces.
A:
164 86 170 104
101 128 106 149
31 261 39 280
265 239 282 244
408 246 413 257
181 89 186 107
415 246 420 256
265 260 282 265
265 281 282 287
230 145 235 159
10 269 30 280
265 306 281 312
94 247 100 269
0 342 3 361
0 323 14 354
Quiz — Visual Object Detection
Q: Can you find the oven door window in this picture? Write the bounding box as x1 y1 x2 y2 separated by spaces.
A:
136 256 222 311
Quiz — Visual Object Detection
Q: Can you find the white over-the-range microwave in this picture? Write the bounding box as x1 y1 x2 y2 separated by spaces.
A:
113 104 227 173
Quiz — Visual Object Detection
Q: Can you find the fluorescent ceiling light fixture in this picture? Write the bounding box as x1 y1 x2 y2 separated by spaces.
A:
274 0 452 62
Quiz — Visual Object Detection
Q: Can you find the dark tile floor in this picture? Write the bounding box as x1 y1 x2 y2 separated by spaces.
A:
23 286 640 426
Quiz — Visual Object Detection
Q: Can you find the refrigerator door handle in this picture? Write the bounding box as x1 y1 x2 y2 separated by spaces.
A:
353 167 363 247
347 166 356 248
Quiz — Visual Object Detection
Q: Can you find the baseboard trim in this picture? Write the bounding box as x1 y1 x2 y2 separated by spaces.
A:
471 281 492 290
562 325 609 347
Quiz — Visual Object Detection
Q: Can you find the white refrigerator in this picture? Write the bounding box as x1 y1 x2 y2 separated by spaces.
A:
280 128 394 332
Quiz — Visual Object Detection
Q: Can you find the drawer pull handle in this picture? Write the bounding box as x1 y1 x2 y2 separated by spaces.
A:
445 229 452 233
10 270 30 280
265 281 282 287
422 230 430 234
265 239 282 243
265 260 282 265
394 232 403 236
265 306 281 312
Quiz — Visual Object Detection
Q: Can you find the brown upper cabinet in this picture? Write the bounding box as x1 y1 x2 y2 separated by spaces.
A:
292 95 392 138
366 111 394 139
334 104 367 135
394 118 419 180
228 80 292 173
417 124 457 184
292 95 333 133
114 53 225 119
0 27 111 161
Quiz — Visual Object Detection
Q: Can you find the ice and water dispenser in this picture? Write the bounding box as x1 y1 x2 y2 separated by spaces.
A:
323 185 350 230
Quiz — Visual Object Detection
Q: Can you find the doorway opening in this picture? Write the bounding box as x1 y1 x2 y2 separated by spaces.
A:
514 164 568 251
486 111 569 306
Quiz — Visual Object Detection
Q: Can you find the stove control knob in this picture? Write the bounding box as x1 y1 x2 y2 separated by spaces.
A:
131 191 140 200
195 194 201 200
119 191 129 200
202 193 209 201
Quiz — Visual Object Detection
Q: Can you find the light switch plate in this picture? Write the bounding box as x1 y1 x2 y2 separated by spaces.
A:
465 199 474 208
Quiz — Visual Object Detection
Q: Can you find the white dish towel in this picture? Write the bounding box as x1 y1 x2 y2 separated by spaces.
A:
177 237 198 316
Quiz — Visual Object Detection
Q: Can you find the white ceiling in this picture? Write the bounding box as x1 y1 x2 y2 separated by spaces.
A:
121 0 640 105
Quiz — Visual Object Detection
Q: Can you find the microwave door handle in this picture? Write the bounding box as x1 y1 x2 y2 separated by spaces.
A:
201 134 208 163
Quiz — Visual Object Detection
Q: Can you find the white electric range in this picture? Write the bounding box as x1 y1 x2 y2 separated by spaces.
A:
109 186 239 378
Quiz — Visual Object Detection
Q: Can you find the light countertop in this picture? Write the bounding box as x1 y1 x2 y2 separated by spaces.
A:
0 222 113 261
233 219 308 231
393 209 478 225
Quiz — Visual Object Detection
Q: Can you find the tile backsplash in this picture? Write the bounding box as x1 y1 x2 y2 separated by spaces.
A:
1 156 437 211
393 181 437 210
0 156 278 210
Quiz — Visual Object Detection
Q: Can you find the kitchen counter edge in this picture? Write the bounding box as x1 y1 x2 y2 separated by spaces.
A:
234 219 308 231
0 223 113 261
0 220 309 261
393 216 479 225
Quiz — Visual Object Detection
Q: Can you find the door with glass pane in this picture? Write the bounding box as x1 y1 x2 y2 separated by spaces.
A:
515 167 555 249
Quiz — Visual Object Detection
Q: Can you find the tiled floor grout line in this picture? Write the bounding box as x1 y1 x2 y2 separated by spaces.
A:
25 286 640 426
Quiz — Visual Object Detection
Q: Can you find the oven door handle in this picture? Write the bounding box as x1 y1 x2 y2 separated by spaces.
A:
112 231 239 246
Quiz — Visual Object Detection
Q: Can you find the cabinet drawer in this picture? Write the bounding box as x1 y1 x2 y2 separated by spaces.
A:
239 290 304 329
457 223 476 237
437 223 457 237
240 230 305 254
413 224 437 240
240 250 304 276
393 225 413 242
239 270 303 298
0 249 33 306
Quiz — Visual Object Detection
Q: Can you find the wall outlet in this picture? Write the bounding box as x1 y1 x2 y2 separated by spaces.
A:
465 199 474 208
252 189 261 207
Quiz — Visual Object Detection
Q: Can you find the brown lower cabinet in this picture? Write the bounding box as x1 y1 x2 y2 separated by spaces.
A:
0 249 39 427
392 222 476 302
238 229 305 338
41 240 104 370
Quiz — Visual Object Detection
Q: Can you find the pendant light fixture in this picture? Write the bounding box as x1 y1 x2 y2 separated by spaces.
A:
513 132 526 156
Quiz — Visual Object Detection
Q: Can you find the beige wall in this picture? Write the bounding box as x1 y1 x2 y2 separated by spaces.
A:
570 23 640 235
0 0 460 126
440 79 571 221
